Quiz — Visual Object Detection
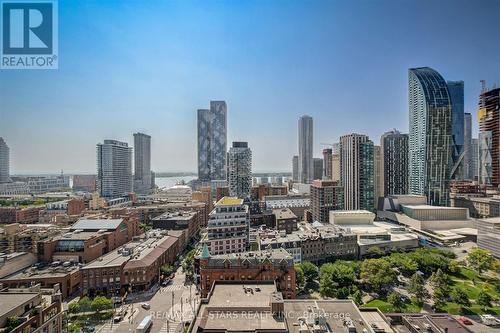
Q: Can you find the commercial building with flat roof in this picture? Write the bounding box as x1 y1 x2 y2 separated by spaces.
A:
476 217 500 258
198 247 296 299
81 231 179 296
0 286 63 333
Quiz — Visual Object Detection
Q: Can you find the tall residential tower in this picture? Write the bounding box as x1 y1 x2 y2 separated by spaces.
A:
97 140 133 198
298 115 313 183
198 101 228 181
228 142 252 198
339 133 374 210
381 130 409 196
408 67 452 206
0 138 10 183
133 132 152 194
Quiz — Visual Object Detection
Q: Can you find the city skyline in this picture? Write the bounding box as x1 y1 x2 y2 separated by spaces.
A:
1 0 500 174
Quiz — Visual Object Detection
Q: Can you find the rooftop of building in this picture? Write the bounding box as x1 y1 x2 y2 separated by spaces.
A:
0 292 39 320
216 197 243 206
283 300 370 333
359 309 395 333
272 208 297 220
330 210 376 215
70 218 123 231
0 264 80 281
477 216 500 224
401 205 466 210
203 248 293 267
54 231 107 241
387 314 473 333
152 211 197 221
191 281 286 333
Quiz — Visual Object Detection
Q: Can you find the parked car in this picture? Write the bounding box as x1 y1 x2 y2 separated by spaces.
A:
480 314 499 326
161 279 171 286
458 317 472 325
141 303 151 310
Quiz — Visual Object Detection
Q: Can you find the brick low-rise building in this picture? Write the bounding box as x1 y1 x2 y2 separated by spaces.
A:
81 231 179 296
198 246 296 299
38 214 140 263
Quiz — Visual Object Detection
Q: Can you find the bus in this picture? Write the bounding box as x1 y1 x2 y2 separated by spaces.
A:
136 315 153 333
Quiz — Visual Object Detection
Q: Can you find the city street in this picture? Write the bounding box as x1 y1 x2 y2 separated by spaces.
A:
98 267 199 333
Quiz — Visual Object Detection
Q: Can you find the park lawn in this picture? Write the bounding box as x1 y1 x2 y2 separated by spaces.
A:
362 299 422 313
441 302 500 315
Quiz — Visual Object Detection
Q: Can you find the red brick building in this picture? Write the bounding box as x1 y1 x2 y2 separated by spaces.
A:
199 247 296 299
38 213 141 263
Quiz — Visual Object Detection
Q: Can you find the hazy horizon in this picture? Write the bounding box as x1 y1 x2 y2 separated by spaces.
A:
1 0 499 174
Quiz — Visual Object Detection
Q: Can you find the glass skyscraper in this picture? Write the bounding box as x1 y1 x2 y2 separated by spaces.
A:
197 101 228 181
228 141 252 198
447 80 465 179
408 67 452 206
298 115 313 184
133 132 152 194
97 140 133 198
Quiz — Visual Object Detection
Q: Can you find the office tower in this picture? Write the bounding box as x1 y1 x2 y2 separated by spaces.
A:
322 148 332 180
133 132 151 194
448 80 465 179
381 130 409 196
0 138 10 183
292 155 299 182
340 133 374 210
478 87 500 186
471 138 479 181
463 113 473 180
331 143 340 182
408 67 452 206
197 101 228 181
228 142 252 198
373 145 383 206
97 140 133 198
206 197 249 255
310 180 344 223
298 115 313 183
313 158 323 181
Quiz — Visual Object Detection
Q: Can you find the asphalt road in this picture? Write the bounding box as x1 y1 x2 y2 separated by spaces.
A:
99 267 199 333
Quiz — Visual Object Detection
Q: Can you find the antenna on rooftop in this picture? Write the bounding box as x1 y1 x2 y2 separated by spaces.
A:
480 80 486 93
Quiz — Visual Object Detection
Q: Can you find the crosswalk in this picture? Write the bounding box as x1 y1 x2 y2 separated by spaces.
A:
158 320 180 333
160 284 189 292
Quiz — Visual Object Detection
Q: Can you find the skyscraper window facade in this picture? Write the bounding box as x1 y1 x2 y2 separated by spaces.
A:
97 140 133 198
381 130 409 196
447 80 465 179
228 142 252 199
0 138 10 183
478 87 500 186
408 67 452 206
322 148 332 180
340 133 374 211
133 132 152 194
197 101 228 182
298 115 313 184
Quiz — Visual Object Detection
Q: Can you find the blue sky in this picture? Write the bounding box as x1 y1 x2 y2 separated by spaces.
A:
1 0 499 173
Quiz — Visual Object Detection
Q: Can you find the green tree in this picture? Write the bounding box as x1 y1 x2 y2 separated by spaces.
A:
366 246 385 258
319 262 356 298
160 264 175 277
388 291 404 312
430 269 451 295
68 320 82 333
477 290 492 309
360 259 396 294
91 296 112 313
68 302 81 314
78 296 92 312
294 264 305 291
432 287 447 310
408 273 426 303
300 261 318 284
447 260 460 275
467 248 494 274
450 287 470 309
350 288 363 306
